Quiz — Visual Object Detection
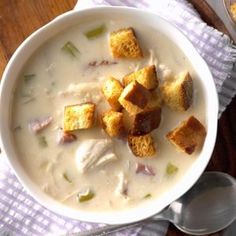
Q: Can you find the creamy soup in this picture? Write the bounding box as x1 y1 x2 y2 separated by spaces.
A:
11 18 206 211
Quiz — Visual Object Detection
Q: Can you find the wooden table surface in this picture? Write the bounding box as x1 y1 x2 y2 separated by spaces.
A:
0 1 235 236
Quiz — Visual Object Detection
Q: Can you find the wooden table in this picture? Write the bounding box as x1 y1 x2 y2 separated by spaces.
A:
0 1 235 236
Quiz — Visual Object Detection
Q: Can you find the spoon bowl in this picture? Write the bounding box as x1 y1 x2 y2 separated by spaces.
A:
78 172 236 236
164 172 236 235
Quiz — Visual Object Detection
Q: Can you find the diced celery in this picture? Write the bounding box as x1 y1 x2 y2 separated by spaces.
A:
38 136 48 148
24 74 36 83
77 189 95 203
13 125 22 131
144 193 152 199
62 41 79 57
63 173 72 183
22 97 36 104
84 24 106 39
166 163 178 175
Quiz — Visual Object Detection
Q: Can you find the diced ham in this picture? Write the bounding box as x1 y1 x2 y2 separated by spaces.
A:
58 130 77 144
28 116 52 134
135 163 155 176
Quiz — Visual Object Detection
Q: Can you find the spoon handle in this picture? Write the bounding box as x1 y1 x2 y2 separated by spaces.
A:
78 220 149 236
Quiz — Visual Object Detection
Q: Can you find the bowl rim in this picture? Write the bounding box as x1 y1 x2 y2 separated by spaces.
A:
0 6 219 224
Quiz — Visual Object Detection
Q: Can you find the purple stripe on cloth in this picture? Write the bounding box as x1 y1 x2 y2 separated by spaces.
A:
0 190 49 235
121 0 137 7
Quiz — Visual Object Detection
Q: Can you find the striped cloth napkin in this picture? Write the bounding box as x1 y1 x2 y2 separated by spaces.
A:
0 0 236 236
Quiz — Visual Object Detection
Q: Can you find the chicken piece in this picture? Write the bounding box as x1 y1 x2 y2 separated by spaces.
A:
116 172 128 196
76 139 117 173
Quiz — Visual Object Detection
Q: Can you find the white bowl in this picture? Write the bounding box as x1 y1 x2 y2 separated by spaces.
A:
0 6 218 224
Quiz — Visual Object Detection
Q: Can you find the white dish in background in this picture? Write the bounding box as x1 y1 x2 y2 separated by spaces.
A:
0 7 218 224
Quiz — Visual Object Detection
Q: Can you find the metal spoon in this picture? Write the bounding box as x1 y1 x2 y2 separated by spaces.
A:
79 172 236 236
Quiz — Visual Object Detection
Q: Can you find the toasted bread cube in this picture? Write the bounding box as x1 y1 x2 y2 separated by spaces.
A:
102 77 123 111
128 133 156 157
123 65 158 90
162 72 193 111
122 109 133 133
119 81 150 115
166 116 206 155
147 91 163 109
63 103 95 132
109 28 143 58
131 106 162 135
230 3 236 21
101 110 124 137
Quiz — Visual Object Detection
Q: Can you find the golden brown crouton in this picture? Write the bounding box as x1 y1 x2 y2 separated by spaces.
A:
101 110 124 137
63 103 95 132
109 28 143 58
102 77 123 111
123 65 158 90
147 91 163 109
119 81 150 115
131 106 162 135
128 133 156 157
166 116 206 155
121 109 133 133
161 72 193 111
230 3 236 21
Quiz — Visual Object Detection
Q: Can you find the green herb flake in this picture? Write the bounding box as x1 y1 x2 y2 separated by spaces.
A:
22 97 36 104
38 136 48 148
61 41 79 57
63 173 72 183
21 92 33 98
24 74 36 83
144 193 152 199
166 163 178 175
84 24 106 39
13 125 22 131
77 189 95 203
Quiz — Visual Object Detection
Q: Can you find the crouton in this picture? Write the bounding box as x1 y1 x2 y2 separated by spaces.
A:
161 71 193 111
109 27 143 58
147 91 163 109
131 106 162 135
230 3 236 21
128 133 156 157
123 65 158 90
101 110 124 137
166 116 206 155
102 77 123 111
63 103 95 132
122 109 133 133
119 81 150 114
